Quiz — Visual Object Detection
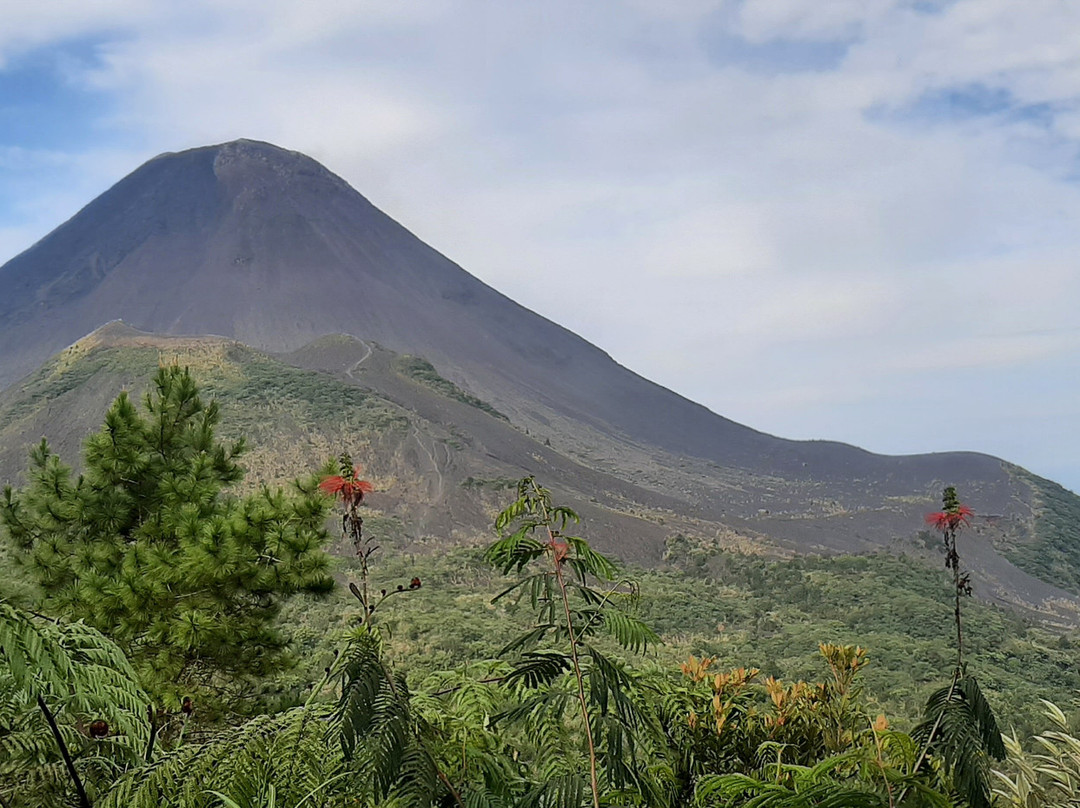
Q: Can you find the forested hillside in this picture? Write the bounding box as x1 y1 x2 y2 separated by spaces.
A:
3 367 1080 807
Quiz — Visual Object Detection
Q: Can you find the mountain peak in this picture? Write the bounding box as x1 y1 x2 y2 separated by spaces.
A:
0 140 1008 485
152 137 313 166
150 139 345 189
133 138 360 211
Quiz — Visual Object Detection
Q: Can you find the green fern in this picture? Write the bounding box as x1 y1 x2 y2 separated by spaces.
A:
695 769 888 808
0 601 152 807
99 705 340 808
913 675 1005 808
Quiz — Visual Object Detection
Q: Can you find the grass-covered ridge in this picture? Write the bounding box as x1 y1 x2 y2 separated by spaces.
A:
393 354 509 421
1006 467 1080 595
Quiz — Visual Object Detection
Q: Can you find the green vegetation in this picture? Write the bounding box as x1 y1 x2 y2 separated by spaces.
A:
7 480 1074 806
394 354 509 421
994 700 1080 807
1006 467 1080 595
223 350 411 435
7 352 127 423
275 541 1079 741
461 475 519 490
1 367 335 701
485 478 662 806
4 367 1080 807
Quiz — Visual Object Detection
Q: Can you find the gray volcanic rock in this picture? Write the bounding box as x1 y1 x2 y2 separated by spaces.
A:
0 140 999 486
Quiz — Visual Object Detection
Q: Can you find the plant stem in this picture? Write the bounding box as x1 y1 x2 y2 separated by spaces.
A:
899 665 961 803
37 695 91 808
525 479 601 808
352 501 370 623
950 527 964 670
437 769 466 808
899 519 969 802
551 543 601 808
145 705 158 762
528 483 602 808
867 714 896 808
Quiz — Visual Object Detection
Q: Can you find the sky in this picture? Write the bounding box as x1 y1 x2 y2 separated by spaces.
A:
0 0 1078 492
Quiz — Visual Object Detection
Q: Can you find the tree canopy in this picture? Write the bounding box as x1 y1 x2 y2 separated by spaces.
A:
0 366 334 697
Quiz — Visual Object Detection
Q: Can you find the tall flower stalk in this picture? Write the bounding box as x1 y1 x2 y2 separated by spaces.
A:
905 486 1004 808
320 454 419 625
926 485 975 672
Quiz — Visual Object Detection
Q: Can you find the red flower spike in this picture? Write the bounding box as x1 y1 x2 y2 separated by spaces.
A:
319 466 374 505
925 504 974 532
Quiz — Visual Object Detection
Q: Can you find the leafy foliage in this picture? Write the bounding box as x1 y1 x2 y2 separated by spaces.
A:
1 366 335 698
485 477 666 807
0 382 1046 808
100 703 341 808
101 626 453 808
913 676 1006 808
0 601 151 807
993 700 1080 808
332 628 447 804
908 488 1005 808
695 761 890 808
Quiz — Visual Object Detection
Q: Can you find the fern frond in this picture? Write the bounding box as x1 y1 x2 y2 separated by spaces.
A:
505 652 572 689
914 675 1003 808
601 611 658 655
100 706 337 808
694 771 888 807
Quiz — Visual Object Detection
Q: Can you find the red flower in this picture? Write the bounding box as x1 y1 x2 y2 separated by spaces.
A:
925 505 974 532
319 466 374 505
549 538 569 564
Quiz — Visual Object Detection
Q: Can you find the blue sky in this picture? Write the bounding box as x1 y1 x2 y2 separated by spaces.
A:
0 0 1078 492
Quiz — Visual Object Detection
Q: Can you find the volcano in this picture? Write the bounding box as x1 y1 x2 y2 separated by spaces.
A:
0 140 994 481
1 139 1077 615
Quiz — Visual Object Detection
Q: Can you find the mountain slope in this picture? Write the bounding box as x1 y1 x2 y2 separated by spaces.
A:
0 323 1075 626
0 324 721 562
0 139 1000 486
0 140 1078 616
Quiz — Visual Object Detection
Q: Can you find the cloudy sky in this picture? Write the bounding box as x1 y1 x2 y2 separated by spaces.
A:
1 0 1078 491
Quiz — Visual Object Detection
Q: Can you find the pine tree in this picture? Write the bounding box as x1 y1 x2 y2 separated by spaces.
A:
0 366 334 699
